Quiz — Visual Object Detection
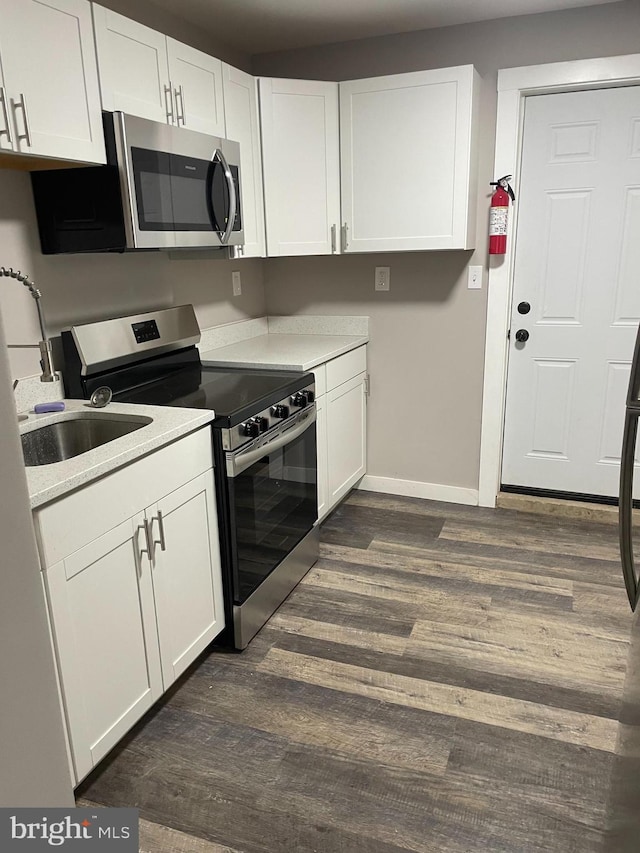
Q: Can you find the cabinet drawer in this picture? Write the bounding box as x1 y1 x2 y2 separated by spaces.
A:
35 428 213 568
326 346 367 392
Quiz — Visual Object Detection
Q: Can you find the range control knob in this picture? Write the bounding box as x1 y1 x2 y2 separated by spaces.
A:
240 420 260 438
290 392 307 408
253 416 269 433
304 389 315 403
270 404 290 419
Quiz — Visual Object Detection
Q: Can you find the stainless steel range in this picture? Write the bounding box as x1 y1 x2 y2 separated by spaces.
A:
61 305 318 649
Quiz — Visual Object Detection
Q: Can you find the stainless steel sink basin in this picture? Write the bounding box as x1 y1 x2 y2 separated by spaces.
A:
21 414 153 466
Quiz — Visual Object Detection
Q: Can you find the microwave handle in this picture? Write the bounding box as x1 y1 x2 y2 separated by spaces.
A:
211 148 237 245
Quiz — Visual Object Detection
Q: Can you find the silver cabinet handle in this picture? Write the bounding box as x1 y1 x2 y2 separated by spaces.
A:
11 93 31 147
331 223 336 253
138 519 153 559
619 409 640 611
0 87 12 144
164 83 175 124
341 222 349 251
175 85 186 126
152 511 167 553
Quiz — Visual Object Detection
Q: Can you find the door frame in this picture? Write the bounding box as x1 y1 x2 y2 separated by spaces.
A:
478 53 640 507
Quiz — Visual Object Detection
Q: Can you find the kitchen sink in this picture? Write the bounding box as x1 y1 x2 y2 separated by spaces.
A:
21 413 153 466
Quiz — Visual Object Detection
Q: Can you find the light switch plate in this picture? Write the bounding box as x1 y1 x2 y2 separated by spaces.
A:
232 270 242 296
468 265 483 290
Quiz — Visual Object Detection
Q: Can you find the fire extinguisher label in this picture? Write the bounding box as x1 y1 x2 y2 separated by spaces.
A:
489 207 508 236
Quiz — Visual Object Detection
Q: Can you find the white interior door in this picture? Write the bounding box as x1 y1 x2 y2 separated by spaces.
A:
502 86 640 498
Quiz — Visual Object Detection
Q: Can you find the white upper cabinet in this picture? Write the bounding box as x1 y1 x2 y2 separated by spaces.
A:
92 5 169 123
340 66 479 252
92 5 225 136
166 38 225 136
0 0 105 163
222 64 265 257
259 78 340 257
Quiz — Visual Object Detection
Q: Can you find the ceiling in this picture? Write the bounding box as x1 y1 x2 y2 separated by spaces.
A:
145 0 623 55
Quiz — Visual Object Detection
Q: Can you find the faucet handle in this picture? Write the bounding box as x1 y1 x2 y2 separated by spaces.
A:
38 340 59 382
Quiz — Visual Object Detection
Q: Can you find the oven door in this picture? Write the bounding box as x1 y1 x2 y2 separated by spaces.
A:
114 112 243 249
225 407 317 606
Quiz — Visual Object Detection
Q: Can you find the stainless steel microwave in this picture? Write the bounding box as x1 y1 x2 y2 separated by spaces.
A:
31 112 243 253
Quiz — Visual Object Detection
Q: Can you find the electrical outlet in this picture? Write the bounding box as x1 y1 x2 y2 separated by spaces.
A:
375 266 390 291
467 265 483 290
232 270 242 297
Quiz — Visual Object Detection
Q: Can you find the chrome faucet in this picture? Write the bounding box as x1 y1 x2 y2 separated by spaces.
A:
0 266 59 382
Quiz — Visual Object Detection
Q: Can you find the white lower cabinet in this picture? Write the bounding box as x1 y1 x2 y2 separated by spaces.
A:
151 473 224 688
45 514 164 783
35 428 224 784
315 345 367 521
326 373 367 509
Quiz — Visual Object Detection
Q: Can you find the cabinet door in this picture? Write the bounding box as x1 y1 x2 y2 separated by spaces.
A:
316 395 329 522
0 0 105 163
0 61 12 153
167 38 225 136
340 66 478 252
326 373 367 510
223 64 265 258
149 470 224 689
259 78 340 256
92 4 171 123
44 514 163 783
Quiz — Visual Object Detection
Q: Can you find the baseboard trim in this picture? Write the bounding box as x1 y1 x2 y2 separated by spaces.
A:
357 475 479 506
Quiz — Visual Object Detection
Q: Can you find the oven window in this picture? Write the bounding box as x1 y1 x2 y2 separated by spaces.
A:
229 424 317 604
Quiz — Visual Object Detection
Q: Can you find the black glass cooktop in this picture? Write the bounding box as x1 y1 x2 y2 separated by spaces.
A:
114 364 310 428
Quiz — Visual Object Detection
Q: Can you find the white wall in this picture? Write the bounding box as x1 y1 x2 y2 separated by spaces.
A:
0 170 266 381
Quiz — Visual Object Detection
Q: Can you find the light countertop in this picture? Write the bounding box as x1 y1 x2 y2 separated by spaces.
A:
200 333 368 372
22 401 215 509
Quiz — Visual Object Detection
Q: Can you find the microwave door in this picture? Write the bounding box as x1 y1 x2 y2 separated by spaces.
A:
114 112 177 250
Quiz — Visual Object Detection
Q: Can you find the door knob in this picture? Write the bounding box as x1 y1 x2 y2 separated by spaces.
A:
517 301 531 315
515 329 529 343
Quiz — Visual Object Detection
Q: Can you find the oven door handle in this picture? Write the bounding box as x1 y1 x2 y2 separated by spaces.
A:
209 147 237 245
227 408 316 478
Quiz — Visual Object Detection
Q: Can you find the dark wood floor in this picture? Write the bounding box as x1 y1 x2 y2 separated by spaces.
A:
78 491 633 853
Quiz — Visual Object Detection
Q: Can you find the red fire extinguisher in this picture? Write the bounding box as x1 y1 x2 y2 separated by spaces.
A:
489 175 516 255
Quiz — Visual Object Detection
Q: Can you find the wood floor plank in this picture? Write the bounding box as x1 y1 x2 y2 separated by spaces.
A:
267 628 623 720
370 535 623 589
320 540 575 597
257 646 620 751
438 518 621 562
322 502 445 551
167 658 454 775
278 581 419 636
407 610 628 696
304 563 493 626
